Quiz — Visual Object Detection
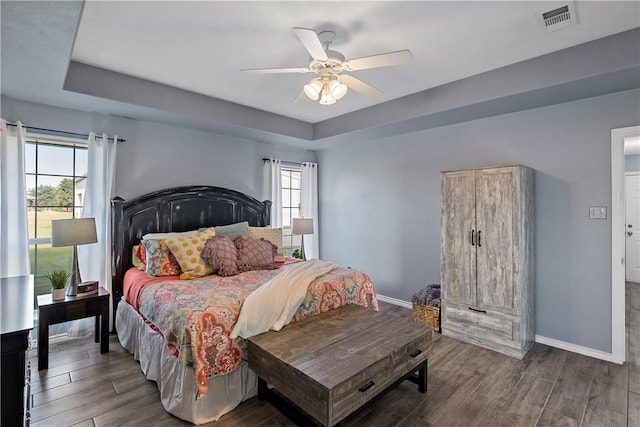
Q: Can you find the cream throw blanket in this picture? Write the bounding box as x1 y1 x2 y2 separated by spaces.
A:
231 259 337 339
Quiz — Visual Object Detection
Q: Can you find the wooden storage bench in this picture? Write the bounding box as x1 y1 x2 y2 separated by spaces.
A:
247 304 432 426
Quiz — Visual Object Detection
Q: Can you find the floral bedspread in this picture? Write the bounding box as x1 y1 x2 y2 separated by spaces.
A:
131 264 378 397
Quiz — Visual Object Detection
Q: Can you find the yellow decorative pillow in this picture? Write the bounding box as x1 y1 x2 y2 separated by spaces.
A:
165 227 217 279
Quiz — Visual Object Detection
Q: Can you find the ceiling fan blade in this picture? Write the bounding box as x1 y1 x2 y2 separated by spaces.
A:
241 67 312 74
293 27 328 61
343 49 413 71
294 90 308 103
340 75 383 97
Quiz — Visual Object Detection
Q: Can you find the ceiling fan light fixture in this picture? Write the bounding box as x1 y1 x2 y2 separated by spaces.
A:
242 27 414 106
303 78 323 100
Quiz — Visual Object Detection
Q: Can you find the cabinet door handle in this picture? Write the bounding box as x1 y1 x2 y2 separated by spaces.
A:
471 230 475 246
477 230 482 247
410 349 423 358
468 307 487 313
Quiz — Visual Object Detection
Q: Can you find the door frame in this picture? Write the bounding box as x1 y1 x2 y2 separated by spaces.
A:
611 125 640 364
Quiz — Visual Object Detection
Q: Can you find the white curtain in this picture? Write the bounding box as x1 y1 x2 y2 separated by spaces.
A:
300 162 319 260
263 158 283 227
0 120 30 277
75 132 117 333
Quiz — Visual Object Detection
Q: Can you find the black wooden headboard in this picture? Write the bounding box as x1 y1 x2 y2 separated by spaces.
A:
111 185 271 318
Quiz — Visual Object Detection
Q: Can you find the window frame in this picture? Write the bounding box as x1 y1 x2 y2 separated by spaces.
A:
280 165 302 256
25 134 88 295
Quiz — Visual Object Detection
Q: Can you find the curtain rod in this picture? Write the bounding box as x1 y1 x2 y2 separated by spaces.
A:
262 158 305 167
6 122 126 143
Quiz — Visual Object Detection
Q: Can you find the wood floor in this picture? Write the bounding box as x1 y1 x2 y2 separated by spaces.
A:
29 303 639 427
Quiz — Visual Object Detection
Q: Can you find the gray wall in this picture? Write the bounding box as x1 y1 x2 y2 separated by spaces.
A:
318 89 640 353
4 90 639 354
1 97 316 201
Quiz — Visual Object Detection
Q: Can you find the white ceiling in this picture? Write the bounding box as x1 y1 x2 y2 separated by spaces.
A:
71 1 640 124
1 1 638 146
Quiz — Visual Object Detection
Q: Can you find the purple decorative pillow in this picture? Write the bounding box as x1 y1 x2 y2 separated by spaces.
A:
201 235 239 277
235 235 277 272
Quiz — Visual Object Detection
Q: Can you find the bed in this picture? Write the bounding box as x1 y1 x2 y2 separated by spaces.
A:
111 186 378 424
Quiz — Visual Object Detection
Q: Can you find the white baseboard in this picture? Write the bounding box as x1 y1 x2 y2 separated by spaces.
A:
376 294 412 309
377 294 616 363
534 335 614 363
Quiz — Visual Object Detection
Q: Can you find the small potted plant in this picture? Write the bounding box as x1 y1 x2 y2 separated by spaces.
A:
47 269 70 300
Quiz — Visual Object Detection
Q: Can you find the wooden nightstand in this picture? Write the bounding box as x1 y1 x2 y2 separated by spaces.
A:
37 287 109 371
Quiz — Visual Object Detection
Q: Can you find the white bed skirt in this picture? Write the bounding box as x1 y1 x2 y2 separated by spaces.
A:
115 300 258 425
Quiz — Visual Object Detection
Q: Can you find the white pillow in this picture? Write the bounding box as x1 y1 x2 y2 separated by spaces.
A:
142 229 199 242
214 221 249 241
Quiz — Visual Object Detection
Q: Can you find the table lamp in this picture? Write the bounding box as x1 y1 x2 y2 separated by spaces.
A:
51 218 97 296
292 217 314 261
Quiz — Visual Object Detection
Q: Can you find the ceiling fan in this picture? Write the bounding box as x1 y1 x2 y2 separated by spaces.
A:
241 27 413 105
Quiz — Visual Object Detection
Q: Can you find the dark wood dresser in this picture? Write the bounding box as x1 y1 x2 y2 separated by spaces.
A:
1 275 35 427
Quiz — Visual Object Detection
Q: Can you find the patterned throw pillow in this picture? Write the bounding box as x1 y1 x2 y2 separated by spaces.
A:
165 227 217 279
235 235 277 272
201 235 239 277
247 227 283 255
132 244 146 270
144 239 182 277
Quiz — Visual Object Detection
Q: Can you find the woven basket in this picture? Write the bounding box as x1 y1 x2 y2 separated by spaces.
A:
412 303 440 332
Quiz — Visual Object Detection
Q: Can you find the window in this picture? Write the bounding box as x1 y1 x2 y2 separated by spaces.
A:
25 135 88 296
281 166 301 256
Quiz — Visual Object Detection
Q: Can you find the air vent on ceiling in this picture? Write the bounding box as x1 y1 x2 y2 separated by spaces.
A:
539 3 577 32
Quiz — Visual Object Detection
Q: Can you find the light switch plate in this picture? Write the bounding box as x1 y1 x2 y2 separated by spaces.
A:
589 206 607 219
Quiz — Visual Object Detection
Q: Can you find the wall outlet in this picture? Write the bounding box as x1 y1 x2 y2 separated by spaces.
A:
589 206 607 219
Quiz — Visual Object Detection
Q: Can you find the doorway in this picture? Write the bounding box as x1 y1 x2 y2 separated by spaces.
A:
611 125 640 364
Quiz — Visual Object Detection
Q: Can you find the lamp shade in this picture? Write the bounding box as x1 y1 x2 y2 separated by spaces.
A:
329 79 347 100
51 218 97 247
292 217 314 235
318 85 336 105
303 78 323 101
